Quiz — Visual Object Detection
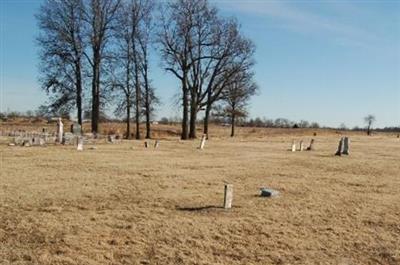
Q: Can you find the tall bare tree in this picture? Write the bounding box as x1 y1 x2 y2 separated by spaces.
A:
84 0 121 133
159 0 198 140
37 0 85 126
111 0 156 139
220 69 258 137
364 114 376 135
137 0 157 139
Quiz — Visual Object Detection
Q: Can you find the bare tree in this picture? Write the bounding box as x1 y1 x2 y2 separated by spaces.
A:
37 0 85 126
84 0 121 133
364 114 376 135
111 0 156 139
158 0 198 140
220 69 258 137
137 0 156 139
159 0 255 139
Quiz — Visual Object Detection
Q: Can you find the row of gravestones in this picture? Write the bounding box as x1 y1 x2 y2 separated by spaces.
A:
291 139 314 152
290 137 350 156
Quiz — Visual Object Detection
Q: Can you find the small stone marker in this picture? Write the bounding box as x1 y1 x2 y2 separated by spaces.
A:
32 137 41 146
335 137 344 156
342 137 350 155
299 140 304 151
77 137 84 151
39 138 46 146
57 118 64 143
199 134 206 150
291 140 296 152
223 184 233 209
107 135 115 143
23 139 31 147
71 123 82 135
306 139 315 151
260 188 279 197
154 140 159 149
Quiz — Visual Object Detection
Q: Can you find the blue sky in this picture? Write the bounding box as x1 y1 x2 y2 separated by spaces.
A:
1 0 399 128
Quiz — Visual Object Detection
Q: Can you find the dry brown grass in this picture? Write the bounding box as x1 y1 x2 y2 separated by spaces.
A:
0 124 399 264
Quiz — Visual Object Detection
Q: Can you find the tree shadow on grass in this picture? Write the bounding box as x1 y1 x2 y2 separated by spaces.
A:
175 205 223 212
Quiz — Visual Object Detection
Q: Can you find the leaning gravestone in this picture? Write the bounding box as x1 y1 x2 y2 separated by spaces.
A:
335 137 344 156
199 134 206 150
154 140 159 149
223 184 233 209
342 137 350 155
306 139 315 151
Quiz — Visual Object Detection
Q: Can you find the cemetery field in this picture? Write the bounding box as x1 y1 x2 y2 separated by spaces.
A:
0 132 399 265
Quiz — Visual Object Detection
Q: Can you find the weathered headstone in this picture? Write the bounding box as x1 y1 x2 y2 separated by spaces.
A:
260 188 279 197
299 140 304 151
71 123 81 135
291 140 296 152
39 138 46 146
154 140 159 149
62 132 75 145
77 136 84 151
199 134 206 150
306 139 315 151
23 139 32 147
223 184 233 209
335 137 344 156
342 137 350 155
57 118 64 143
107 135 115 143
32 137 41 146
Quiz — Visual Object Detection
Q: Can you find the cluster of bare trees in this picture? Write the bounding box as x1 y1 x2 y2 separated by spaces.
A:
37 0 257 139
159 0 257 139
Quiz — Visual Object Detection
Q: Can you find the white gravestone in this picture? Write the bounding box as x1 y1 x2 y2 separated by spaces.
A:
77 137 84 151
299 140 304 151
223 184 233 209
57 118 64 143
199 135 206 149
291 140 296 152
154 140 159 149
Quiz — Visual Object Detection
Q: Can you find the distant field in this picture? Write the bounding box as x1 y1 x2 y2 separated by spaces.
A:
0 125 399 264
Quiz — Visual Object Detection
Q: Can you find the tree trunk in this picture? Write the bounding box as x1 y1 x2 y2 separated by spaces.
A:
189 90 197 139
126 98 131 139
76 63 83 128
91 52 100 133
145 87 151 139
203 103 211 139
134 65 140 140
181 87 189 140
230 112 236 137
203 89 212 139
144 64 151 139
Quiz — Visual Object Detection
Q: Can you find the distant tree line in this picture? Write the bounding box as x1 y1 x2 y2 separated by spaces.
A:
1 110 399 134
35 0 257 139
